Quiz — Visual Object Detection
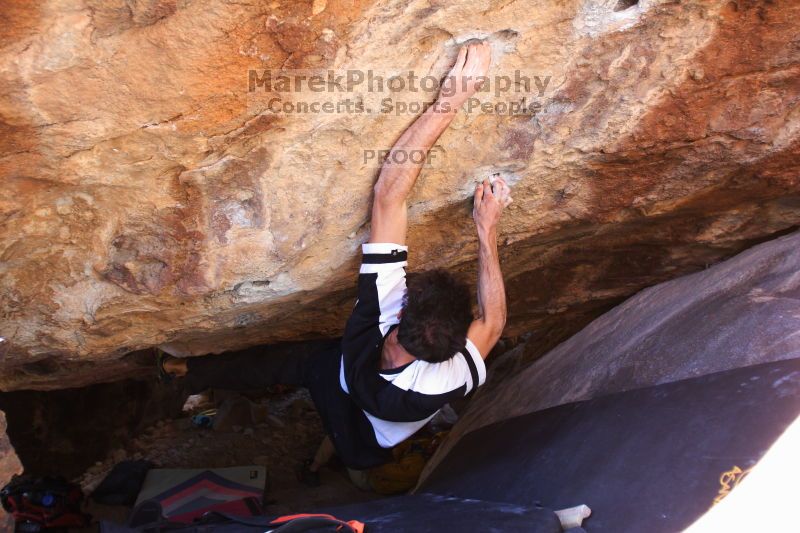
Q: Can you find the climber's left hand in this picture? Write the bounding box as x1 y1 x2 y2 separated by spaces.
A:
438 41 492 109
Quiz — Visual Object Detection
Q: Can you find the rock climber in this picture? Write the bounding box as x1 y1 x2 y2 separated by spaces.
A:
158 40 512 488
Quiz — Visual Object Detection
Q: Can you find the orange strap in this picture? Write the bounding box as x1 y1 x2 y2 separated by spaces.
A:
272 513 338 523
346 519 366 533
271 513 366 532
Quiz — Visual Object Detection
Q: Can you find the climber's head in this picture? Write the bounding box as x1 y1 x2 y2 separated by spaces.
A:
397 269 472 363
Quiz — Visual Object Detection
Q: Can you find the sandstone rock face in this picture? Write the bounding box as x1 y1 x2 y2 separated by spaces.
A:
420 230 800 484
0 411 22 528
1 0 799 390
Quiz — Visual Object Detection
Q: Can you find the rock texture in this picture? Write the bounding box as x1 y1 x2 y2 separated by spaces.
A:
1 0 799 389
420 230 800 484
0 411 22 528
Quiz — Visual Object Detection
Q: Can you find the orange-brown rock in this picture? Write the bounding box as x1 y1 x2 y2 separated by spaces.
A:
0 411 22 527
1 0 799 390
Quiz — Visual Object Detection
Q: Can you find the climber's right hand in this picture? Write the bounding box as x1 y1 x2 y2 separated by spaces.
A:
473 177 512 237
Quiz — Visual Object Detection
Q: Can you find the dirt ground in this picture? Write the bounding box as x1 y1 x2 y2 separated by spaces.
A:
76 386 382 527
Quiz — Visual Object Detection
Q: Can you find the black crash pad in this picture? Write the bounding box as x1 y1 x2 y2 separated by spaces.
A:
420 358 800 532
318 493 560 532
101 493 560 532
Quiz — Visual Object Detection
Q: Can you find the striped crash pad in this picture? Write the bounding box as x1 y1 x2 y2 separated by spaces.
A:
133 466 266 523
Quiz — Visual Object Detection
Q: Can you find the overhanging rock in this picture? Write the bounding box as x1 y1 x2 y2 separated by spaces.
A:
1 0 799 389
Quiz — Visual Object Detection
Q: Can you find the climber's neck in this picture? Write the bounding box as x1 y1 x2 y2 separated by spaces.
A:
380 327 416 371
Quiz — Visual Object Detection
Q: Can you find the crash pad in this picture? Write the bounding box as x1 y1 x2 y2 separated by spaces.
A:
132 466 265 524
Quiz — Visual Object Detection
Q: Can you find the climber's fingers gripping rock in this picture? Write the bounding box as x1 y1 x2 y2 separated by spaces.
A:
439 41 492 109
473 177 512 236
491 177 513 208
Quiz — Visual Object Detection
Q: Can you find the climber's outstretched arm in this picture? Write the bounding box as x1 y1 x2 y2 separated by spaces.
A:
369 41 491 245
467 178 512 358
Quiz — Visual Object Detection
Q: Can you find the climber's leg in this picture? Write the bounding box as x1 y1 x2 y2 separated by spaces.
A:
296 435 336 486
310 435 336 471
162 340 339 394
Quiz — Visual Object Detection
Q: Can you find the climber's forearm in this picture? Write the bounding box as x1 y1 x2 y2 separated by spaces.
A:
373 103 456 205
369 103 458 244
467 228 507 357
475 229 506 332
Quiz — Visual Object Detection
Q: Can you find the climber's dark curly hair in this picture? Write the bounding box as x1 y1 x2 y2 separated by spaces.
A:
397 269 473 363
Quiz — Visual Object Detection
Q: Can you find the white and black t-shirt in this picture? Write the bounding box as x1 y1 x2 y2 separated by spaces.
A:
340 242 487 448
